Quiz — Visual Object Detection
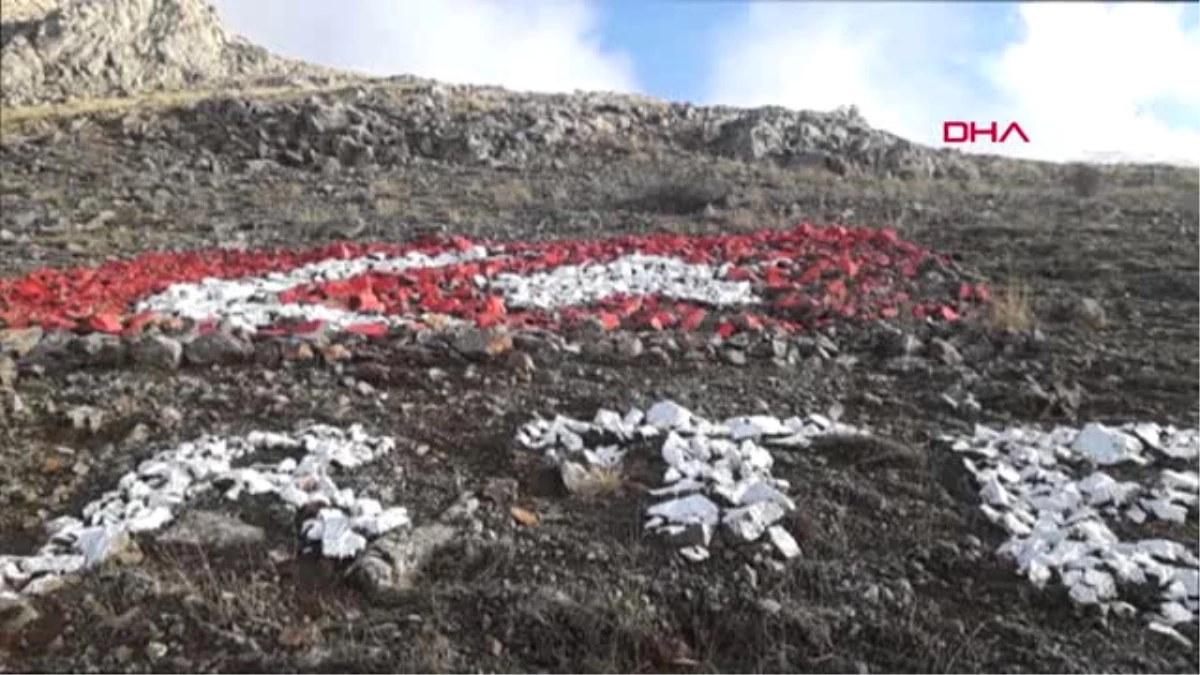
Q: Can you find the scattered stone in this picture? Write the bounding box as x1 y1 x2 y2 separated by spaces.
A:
875 326 923 359
1077 297 1108 328
0 596 39 631
767 525 802 559
145 641 169 660
481 477 520 505
73 333 126 367
66 405 105 433
0 356 15 389
615 335 644 360
722 349 748 366
757 598 783 615
510 506 540 527
158 406 183 430
452 328 512 360
507 351 537 375
0 327 43 357
321 343 352 362
928 338 964 367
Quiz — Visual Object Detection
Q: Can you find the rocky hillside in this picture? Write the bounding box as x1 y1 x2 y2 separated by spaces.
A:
2 0 1192 187
0 0 338 106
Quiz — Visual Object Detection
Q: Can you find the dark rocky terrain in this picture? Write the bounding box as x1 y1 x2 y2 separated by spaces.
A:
1 1 1198 673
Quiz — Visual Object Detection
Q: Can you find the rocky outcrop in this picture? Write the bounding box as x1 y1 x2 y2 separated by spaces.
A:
0 0 334 106
156 84 985 180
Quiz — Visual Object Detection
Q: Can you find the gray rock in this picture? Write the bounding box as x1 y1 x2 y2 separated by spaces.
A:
74 333 126 367
132 335 184 370
0 356 15 389
0 596 39 631
722 349 748 366
928 338 964 367
157 510 266 549
615 335 644 360
66 405 105 433
450 328 509 361
481 477 520 505
1 0 335 107
184 332 251 366
1078 297 1108 328
0 327 43 357
875 326 923 359
351 523 457 593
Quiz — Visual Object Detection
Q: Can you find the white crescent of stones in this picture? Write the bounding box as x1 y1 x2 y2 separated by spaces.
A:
135 247 761 332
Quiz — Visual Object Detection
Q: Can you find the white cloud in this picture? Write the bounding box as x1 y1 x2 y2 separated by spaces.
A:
211 0 637 94
705 3 986 150
990 3 1199 164
707 2 1200 165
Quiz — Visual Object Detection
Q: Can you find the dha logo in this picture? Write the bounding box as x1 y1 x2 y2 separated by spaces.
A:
942 121 1030 145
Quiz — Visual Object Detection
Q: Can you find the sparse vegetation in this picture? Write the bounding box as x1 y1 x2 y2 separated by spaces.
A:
623 173 730 215
1065 162 1103 226
1066 163 1103 201
989 279 1035 332
0 81 364 136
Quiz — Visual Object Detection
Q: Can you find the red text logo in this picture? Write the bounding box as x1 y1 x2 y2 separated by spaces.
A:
942 121 1030 144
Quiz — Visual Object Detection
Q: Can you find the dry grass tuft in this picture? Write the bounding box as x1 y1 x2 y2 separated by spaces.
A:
0 79 380 136
564 464 626 498
988 280 1035 331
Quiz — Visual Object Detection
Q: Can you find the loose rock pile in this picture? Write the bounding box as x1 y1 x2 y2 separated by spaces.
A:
0 424 406 599
949 421 1200 643
517 399 869 562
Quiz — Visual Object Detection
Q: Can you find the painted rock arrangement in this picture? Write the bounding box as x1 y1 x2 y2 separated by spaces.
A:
948 421 1200 639
516 399 869 562
0 224 985 337
0 425 405 599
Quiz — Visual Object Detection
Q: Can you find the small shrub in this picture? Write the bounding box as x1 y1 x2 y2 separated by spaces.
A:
623 175 729 215
1066 163 1103 201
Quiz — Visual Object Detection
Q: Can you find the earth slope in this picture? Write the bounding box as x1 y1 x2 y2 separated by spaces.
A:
1 1 1198 673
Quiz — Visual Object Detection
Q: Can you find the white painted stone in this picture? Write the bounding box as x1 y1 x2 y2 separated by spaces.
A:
490 254 758 312
646 400 693 431
767 525 801 559
1148 621 1193 648
723 501 787 542
0 425 401 597
647 494 721 528
947 419 1200 634
1073 423 1145 465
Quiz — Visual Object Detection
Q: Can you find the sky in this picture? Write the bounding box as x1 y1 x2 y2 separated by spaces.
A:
213 0 1200 166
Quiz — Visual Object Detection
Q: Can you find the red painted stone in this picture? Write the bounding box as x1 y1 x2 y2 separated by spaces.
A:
0 223 976 337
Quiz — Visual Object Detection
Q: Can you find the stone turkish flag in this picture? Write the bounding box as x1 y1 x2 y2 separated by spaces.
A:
0 224 976 336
